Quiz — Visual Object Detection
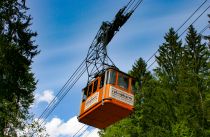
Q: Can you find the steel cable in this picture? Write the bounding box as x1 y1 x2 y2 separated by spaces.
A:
146 2 209 70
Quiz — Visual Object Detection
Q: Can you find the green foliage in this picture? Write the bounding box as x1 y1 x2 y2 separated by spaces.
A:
180 25 209 136
172 121 195 137
0 0 43 136
140 79 176 137
100 26 210 137
129 58 152 87
18 119 49 137
100 118 134 137
184 25 208 74
155 28 182 89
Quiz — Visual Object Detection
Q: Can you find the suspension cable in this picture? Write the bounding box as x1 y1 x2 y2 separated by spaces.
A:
79 126 91 137
37 60 86 122
72 125 87 137
131 0 143 12
200 24 210 34
146 2 209 69
175 0 208 33
124 0 136 13
178 5 210 38
42 66 87 125
37 26 114 124
147 19 210 70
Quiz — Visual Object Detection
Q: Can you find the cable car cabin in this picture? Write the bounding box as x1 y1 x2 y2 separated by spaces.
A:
78 67 135 129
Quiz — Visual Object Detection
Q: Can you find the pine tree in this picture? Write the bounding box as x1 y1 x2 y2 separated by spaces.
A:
0 0 39 135
155 28 182 90
129 58 153 136
138 31 182 135
205 14 210 135
129 58 152 87
154 26 210 136
179 25 210 136
137 28 183 136
184 25 208 74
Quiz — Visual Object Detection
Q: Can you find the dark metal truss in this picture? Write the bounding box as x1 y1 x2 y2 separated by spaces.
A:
85 0 143 84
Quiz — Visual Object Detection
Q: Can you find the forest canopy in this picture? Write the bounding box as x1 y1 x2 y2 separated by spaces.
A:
100 25 210 137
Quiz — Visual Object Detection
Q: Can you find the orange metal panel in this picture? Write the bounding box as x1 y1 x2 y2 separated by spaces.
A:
78 84 134 129
78 99 133 128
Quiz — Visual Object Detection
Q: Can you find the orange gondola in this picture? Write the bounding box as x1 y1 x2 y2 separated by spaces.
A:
78 67 136 129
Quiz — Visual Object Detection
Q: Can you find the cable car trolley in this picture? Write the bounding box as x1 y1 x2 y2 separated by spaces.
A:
36 0 142 128
78 67 136 129
77 0 142 129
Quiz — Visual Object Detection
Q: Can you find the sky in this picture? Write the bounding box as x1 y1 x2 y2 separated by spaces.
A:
26 0 209 136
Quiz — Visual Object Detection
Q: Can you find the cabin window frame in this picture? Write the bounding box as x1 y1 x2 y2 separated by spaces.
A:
82 87 88 102
107 70 116 85
87 84 93 97
93 79 98 93
100 73 105 89
118 73 129 90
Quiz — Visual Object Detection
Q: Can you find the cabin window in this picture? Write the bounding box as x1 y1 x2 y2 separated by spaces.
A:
82 87 88 102
118 74 128 89
93 80 98 93
107 70 116 84
88 84 93 97
100 74 105 88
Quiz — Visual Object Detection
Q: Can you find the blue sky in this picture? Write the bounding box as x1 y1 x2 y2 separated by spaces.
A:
26 0 209 136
